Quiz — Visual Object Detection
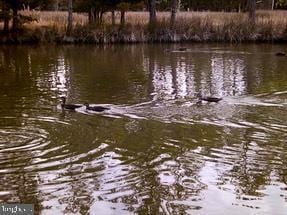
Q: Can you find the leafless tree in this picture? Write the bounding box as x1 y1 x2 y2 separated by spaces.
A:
67 0 73 35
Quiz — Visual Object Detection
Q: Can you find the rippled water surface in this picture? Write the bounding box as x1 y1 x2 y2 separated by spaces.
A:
0 44 287 214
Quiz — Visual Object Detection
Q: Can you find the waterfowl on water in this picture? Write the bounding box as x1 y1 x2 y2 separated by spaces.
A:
60 97 82 110
197 95 223 103
84 103 109 112
165 47 187 52
276 52 286 56
178 47 187 51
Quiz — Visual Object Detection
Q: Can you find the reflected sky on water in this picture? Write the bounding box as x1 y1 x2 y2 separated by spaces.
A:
0 44 287 214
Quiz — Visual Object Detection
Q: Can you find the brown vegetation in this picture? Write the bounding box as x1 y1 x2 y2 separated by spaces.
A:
1 10 287 43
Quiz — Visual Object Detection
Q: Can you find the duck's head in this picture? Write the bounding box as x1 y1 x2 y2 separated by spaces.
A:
83 103 90 108
196 93 203 99
60 96 66 104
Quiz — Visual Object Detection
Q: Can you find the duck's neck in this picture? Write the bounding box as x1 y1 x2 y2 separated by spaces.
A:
61 99 66 107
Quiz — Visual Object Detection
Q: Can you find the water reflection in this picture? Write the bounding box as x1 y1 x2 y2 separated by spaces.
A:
49 55 68 95
0 44 287 214
147 46 260 103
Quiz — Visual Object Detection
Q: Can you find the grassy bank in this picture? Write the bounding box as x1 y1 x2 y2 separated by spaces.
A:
1 10 287 44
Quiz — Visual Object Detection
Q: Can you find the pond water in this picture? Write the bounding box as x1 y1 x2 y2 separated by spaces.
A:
0 44 287 214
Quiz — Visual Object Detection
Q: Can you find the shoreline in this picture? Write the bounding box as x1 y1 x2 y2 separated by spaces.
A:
1 10 287 45
1 28 287 45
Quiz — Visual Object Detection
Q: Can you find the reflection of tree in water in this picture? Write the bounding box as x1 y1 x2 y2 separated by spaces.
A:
0 47 55 212
221 129 271 197
74 115 221 213
210 111 287 205
61 45 150 104
0 46 88 213
42 111 287 214
1 45 287 214
0 170 41 210
60 163 93 214
66 45 287 213
139 45 287 212
146 46 250 101
210 55 246 96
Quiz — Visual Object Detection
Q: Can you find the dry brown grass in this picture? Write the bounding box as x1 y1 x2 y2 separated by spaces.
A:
22 10 88 29
21 10 287 27
3 10 287 43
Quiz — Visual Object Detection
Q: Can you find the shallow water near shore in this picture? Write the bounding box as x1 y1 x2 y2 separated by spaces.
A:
0 43 287 214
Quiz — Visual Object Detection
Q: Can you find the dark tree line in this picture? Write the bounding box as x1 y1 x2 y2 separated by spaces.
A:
74 0 143 26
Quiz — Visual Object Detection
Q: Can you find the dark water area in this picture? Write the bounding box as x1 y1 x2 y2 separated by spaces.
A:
0 44 287 214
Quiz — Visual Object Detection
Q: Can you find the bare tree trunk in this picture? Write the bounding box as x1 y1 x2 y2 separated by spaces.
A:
4 18 9 32
120 11 125 26
89 7 96 25
148 0 157 27
94 10 100 25
54 0 59 11
170 0 178 29
188 0 191 11
247 0 256 23
99 11 105 24
3 3 10 32
12 8 19 32
111 10 115 26
178 0 181 11
67 0 73 36
271 0 275 10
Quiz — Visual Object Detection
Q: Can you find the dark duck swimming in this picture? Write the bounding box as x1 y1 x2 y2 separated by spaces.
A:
84 103 109 112
197 94 222 103
60 97 82 110
276 52 286 56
